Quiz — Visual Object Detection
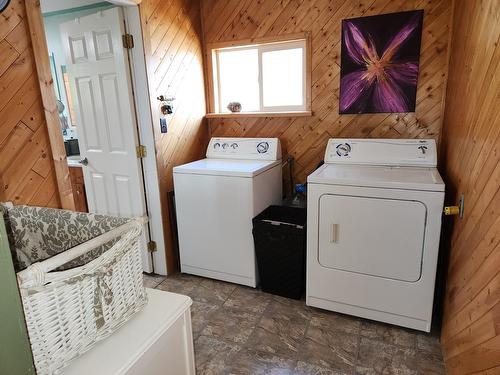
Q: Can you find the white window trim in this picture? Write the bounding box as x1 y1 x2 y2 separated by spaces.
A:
207 33 311 117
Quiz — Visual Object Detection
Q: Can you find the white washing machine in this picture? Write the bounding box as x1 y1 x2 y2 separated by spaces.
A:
306 139 445 332
173 138 282 287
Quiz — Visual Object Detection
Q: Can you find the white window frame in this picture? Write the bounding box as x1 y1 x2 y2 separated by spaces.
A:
207 33 311 117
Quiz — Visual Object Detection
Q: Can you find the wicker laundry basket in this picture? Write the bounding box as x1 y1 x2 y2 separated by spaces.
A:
1 203 148 375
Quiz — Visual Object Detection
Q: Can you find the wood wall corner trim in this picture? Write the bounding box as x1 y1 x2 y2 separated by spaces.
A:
439 0 500 371
437 0 456 159
24 0 75 211
199 0 211 117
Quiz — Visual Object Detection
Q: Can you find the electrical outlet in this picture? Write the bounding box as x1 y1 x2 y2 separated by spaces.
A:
160 118 168 133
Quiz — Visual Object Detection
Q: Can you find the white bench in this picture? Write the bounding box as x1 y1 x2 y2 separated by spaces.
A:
62 288 195 375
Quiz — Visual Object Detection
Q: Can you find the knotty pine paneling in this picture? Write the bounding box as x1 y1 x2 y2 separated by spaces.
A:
201 0 453 183
141 0 208 273
440 0 500 373
0 0 60 208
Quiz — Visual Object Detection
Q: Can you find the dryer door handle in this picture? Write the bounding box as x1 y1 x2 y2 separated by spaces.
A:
330 224 338 243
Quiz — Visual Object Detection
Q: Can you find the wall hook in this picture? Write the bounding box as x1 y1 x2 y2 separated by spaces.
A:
444 193 464 218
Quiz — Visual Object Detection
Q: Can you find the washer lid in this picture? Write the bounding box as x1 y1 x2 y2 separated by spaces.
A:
308 164 445 191
173 158 281 178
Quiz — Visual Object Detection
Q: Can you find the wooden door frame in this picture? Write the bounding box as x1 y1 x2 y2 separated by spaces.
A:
24 0 169 275
23 0 143 211
25 0 75 210
121 5 168 275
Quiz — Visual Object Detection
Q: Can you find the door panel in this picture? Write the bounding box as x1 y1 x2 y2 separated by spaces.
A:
90 173 108 211
75 77 100 148
69 36 88 63
318 194 426 282
113 175 133 215
94 31 114 59
60 7 151 271
100 74 125 151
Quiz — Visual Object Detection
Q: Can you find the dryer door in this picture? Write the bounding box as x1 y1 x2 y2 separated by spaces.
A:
318 194 426 282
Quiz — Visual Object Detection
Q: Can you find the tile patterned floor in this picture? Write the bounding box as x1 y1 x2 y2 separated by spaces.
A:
143 273 445 375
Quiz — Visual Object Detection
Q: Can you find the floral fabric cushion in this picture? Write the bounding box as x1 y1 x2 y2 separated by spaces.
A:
1 204 129 272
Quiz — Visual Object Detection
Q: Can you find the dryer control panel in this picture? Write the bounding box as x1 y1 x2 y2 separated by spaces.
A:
324 139 437 167
206 137 282 161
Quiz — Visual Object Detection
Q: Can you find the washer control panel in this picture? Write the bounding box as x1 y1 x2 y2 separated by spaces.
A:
325 139 437 167
207 138 282 161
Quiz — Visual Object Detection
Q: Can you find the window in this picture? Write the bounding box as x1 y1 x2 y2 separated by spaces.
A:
208 34 311 116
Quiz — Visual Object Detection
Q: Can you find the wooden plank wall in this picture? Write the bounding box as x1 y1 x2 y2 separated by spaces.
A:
0 0 60 208
201 0 453 183
439 0 500 373
140 0 208 273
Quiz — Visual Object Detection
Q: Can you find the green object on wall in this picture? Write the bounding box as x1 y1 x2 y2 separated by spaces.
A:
0 217 36 375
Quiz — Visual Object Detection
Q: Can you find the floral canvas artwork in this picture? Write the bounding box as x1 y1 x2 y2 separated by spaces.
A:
339 10 424 114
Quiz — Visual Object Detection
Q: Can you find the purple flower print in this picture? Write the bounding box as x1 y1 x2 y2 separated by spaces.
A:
339 12 423 114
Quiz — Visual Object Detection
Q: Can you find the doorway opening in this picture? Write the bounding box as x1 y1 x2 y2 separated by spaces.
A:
36 0 167 274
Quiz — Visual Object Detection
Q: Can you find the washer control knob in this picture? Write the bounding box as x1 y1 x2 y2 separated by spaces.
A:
231 143 238 149
213 142 221 149
418 145 428 154
222 143 229 149
336 143 351 157
256 141 269 154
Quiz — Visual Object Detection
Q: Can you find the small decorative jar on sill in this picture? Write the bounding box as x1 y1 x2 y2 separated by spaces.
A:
227 102 242 113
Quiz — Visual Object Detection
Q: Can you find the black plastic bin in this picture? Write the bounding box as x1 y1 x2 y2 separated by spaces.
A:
252 205 307 299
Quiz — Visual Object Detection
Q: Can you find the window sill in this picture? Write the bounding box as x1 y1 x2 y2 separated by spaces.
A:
205 111 312 119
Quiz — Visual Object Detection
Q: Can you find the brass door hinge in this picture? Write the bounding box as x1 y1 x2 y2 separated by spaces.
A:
136 145 147 158
122 33 134 49
147 240 157 253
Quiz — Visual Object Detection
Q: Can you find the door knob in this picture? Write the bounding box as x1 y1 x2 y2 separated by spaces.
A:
78 157 88 166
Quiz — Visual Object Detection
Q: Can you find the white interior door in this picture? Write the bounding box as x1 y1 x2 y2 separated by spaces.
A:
318 194 426 282
60 7 152 272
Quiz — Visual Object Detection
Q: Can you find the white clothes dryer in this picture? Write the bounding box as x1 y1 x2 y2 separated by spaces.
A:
306 139 445 331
